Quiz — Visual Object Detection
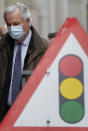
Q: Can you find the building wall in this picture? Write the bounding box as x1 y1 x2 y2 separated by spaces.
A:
0 0 87 38
68 0 87 31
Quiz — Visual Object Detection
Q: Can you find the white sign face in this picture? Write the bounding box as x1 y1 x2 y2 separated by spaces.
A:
14 33 88 127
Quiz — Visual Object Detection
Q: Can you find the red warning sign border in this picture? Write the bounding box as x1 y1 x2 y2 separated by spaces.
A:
0 18 88 131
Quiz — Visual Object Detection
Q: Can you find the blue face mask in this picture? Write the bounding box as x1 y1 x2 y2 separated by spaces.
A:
8 24 26 40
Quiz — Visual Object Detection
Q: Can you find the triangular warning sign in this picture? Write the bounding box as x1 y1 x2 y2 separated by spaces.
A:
0 18 88 131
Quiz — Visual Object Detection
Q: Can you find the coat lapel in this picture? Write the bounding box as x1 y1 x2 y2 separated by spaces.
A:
23 25 46 70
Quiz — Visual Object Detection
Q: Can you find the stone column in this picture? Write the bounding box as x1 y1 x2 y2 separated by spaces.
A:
0 0 5 25
39 0 49 38
80 0 87 31
55 0 69 31
48 0 56 33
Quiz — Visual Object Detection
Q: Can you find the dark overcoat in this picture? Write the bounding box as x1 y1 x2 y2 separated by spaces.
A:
0 25 48 122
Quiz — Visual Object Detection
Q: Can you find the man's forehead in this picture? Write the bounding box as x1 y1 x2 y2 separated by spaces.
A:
5 8 23 23
6 8 21 19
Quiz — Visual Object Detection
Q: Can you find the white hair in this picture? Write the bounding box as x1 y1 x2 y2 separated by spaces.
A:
4 2 32 21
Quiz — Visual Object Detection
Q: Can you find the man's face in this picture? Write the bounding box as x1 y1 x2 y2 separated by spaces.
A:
5 8 30 33
5 8 24 27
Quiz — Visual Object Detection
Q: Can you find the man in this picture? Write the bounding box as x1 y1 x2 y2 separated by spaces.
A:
0 2 48 122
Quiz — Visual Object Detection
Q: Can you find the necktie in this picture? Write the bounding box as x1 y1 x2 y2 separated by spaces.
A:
11 44 22 104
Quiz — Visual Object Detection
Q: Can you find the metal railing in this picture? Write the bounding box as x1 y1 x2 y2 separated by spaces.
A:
22 70 33 88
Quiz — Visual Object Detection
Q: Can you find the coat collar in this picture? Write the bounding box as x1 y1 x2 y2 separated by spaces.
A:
23 25 47 66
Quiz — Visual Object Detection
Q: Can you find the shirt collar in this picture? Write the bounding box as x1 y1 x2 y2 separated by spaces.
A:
22 30 32 46
15 30 32 46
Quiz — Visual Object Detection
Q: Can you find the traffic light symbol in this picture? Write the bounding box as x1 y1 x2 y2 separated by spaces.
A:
59 55 84 123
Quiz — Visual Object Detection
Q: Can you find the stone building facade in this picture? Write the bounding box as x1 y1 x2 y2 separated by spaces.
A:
0 0 88 38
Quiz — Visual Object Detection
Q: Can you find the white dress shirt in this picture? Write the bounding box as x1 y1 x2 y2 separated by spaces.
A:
8 30 32 105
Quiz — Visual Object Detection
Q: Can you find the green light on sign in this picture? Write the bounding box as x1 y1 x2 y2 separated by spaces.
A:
60 101 84 123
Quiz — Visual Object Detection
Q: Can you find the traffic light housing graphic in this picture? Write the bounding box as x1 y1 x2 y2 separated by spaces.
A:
59 54 84 123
